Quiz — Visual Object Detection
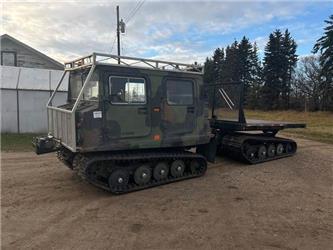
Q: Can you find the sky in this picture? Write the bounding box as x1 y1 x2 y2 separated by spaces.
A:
1 0 332 64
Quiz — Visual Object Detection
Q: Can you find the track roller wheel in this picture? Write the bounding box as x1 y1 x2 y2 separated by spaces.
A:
190 159 201 174
245 145 256 161
267 144 276 157
108 169 129 188
286 143 293 153
276 143 284 155
134 165 152 185
170 160 185 178
258 145 267 161
153 162 169 181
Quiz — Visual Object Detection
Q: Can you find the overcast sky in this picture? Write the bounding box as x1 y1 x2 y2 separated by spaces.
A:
1 0 332 64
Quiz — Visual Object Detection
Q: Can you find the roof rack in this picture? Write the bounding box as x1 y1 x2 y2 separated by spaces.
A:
64 52 203 74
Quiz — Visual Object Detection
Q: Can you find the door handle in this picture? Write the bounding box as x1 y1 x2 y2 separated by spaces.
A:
137 107 147 114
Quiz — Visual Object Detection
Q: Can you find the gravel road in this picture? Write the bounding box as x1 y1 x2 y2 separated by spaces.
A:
1 138 332 250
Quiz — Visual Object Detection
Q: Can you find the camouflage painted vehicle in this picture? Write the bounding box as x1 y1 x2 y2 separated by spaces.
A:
33 52 305 194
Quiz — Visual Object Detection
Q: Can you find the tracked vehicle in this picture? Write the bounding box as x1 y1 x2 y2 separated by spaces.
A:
33 53 305 194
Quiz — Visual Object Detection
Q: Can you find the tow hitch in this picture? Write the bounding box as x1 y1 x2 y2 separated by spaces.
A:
32 135 59 155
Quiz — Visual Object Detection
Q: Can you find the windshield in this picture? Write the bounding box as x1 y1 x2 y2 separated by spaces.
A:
69 69 99 101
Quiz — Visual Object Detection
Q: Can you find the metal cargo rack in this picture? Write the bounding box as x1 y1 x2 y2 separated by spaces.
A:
207 81 306 134
64 52 203 73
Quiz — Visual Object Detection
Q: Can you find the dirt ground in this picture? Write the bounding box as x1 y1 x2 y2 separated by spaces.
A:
1 137 333 250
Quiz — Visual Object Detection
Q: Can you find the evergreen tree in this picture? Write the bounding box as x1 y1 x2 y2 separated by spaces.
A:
313 14 333 73
222 41 240 83
203 57 215 108
238 36 253 106
262 30 284 109
262 29 297 110
237 37 263 108
281 29 298 109
247 42 263 109
212 48 225 84
313 14 333 111
203 57 214 84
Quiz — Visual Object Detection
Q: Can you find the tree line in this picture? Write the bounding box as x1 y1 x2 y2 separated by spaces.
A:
204 14 333 111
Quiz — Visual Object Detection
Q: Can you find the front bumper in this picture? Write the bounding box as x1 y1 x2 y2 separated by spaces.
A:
32 135 59 155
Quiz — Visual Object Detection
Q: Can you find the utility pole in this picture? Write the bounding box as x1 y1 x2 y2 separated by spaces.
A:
116 5 120 64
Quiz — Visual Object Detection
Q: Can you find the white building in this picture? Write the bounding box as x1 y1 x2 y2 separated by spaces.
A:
1 34 67 133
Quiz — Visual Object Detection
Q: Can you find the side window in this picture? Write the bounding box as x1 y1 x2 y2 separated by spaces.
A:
1 51 17 66
166 79 193 105
109 76 146 104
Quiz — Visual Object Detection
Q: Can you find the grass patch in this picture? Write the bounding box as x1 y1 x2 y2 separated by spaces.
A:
1 133 39 152
245 110 333 144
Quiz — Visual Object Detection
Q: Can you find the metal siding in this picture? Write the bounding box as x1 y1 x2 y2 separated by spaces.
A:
0 89 18 132
18 90 49 133
0 66 20 89
1 37 63 70
1 66 67 133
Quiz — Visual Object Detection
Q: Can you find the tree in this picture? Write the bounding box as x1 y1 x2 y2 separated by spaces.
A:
238 37 253 106
235 37 263 108
246 42 263 109
203 57 215 108
203 57 214 84
262 29 298 110
222 41 240 84
313 14 333 73
313 14 333 111
212 48 225 84
262 30 284 109
282 29 298 109
204 38 264 110
293 56 323 111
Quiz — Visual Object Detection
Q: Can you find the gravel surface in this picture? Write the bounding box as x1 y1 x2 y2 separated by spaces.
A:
1 138 333 250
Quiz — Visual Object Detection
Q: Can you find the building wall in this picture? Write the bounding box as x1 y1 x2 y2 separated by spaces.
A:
1 89 67 133
1 37 63 70
1 89 18 133
1 66 68 133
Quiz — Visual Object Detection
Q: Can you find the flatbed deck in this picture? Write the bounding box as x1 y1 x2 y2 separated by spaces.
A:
210 119 306 132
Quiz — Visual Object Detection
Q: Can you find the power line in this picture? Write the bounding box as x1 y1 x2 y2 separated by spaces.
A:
127 0 145 24
111 1 145 54
126 0 145 24
124 1 142 22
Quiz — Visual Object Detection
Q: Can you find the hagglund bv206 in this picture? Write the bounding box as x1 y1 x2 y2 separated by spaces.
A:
33 52 305 194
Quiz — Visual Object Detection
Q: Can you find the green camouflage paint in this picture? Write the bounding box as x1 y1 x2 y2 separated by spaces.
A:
56 64 211 153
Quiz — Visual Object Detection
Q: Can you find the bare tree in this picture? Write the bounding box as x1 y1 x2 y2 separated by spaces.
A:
294 56 323 111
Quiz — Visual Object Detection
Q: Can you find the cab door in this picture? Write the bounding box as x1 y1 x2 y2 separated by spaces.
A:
161 78 196 136
105 75 151 139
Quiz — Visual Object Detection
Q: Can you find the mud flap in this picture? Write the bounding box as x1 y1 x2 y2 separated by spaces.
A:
197 137 217 163
32 136 59 155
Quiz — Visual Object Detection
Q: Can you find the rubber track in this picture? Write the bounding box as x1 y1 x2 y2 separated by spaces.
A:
75 151 207 194
221 133 297 164
56 150 74 169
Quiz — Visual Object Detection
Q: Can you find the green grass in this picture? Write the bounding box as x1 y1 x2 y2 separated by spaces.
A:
245 110 333 144
1 133 39 152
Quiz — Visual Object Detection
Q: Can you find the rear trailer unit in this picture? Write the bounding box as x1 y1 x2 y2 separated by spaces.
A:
210 119 305 164
33 52 305 194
